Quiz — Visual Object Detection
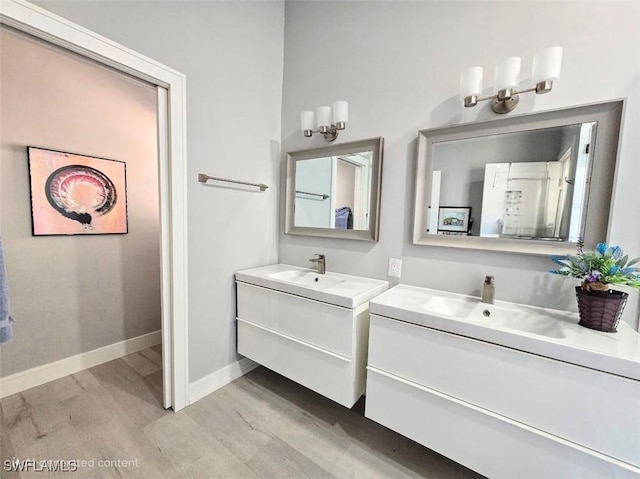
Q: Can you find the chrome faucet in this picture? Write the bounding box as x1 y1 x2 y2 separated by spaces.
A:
309 254 326 274
481 275 495 304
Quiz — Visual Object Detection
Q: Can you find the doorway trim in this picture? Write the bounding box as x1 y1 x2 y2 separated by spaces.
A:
1 0 189 411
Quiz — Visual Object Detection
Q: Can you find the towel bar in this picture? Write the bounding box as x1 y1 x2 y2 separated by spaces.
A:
198 173 268 191
295 190 330 200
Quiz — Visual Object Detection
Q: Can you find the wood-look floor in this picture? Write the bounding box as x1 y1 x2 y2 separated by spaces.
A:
1 347 484 478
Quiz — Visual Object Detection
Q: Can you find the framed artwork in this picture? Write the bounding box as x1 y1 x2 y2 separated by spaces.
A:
28 147 128 235
438 206 471 233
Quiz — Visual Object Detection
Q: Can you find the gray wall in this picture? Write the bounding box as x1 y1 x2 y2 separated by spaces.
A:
279 1 640 328
0 27 160 376
31 1 285 382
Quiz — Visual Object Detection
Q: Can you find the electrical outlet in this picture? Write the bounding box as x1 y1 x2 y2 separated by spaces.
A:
388 257 402 278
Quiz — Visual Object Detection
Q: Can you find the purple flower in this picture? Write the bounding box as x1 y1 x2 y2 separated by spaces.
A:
584 270 602 283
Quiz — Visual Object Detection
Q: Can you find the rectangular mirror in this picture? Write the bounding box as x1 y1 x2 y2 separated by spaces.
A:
286 137 384 241
413 100 624 255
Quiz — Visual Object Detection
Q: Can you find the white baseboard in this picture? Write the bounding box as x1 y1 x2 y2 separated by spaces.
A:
188 357 259 405
0 330 161 399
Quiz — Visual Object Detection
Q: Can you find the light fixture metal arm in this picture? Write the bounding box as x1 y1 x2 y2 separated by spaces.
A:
303 121 346 142
464 80 555 114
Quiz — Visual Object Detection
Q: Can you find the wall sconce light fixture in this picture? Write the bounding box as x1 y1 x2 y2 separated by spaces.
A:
460 47 563 114
301 101 348 142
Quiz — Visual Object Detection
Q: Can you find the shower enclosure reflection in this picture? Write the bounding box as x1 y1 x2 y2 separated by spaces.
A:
427 122 596 241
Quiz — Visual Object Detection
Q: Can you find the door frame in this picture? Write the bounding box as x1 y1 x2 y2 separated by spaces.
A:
1 0 189 411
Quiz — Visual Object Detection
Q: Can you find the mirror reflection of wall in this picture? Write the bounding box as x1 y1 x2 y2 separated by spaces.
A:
427 122 596 241
294 150 373 231
335 158 355 229
286 137 383 242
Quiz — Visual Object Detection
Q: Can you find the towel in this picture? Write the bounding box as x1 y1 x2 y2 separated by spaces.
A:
335 206 353 230
0 236 14 346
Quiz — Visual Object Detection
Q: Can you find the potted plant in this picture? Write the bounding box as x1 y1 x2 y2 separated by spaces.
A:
550 240 640 332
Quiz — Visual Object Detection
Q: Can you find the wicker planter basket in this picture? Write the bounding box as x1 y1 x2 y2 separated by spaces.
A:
575 286 628 333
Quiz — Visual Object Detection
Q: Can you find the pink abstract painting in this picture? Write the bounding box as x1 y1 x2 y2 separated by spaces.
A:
28 147 128 235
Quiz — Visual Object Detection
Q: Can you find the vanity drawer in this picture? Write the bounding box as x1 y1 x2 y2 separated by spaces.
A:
237 318 361 407
237 282 354 357
368 314 640 468
366 368 639 479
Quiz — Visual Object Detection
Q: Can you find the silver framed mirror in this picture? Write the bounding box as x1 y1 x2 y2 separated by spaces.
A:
285 137 384 241
413 100 624 255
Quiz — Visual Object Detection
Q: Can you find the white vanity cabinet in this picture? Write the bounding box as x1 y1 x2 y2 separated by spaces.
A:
365 285 640 479
235 264 388 408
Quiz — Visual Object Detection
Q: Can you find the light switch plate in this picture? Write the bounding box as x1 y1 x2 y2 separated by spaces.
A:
388 258 402 278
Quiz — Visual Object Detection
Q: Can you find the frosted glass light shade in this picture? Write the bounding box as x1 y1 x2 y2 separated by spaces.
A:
332 101 348 123
494 57 521 91
316 106 332 127
460 66 483 98
533 47 563 83
301 110 315 131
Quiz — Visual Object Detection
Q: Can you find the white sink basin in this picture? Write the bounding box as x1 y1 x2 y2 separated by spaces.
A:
371 284 640 381
423 295 476 317
268 270 345 289
236 264 388 308
423 295 566 339
485 307 566 339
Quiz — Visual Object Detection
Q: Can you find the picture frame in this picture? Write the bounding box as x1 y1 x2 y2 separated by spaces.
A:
437 206 471 233
28 147 128 235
